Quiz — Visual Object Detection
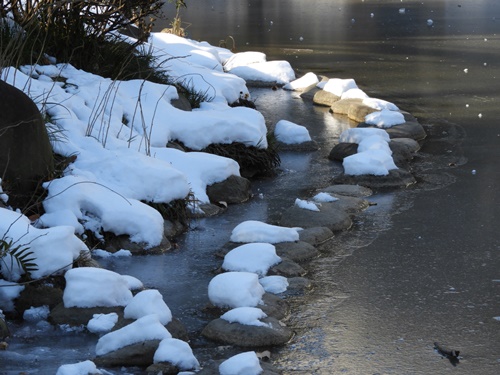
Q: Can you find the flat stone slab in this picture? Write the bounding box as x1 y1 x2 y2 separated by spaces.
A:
94 339 160 367
279 202 352 232
313 90 340 106
318 184 373 198
333 168 416 189
298 226 334 246
347 103 379 122
269 257 307 278
201 316 293 347
358 120 427 141
330 98 363 115
274 241 320 262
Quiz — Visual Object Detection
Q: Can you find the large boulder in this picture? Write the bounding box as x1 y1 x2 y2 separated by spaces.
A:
313 90 340 106
0 80 54 198
330 98 363 115
274 241 319 262
201 316 293 347
347 103 379 122
94 340 161 367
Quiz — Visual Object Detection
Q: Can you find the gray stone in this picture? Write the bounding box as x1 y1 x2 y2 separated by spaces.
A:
260 293 291 321
298 227 334 246
189 203 226 218
299 84 322 101
285 277 313 296
170 92 192 111
318 194 370 214
146 362 180 375
274 241 319 262
318 184 373 198
391 137 421 153
313 90 340 107
358 120 427 141
389 139 417 167
333 168 416 189
328 142 358 161
94 339 160 367
49 303 125 327
201 317 293 347
330 98 363 115
0 80 54 197
347 103 379 123
279 203 352 232
269 257 307 278
0 317 9 340
206 175 252 204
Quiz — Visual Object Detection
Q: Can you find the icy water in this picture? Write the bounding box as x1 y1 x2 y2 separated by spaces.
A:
2 0 500 374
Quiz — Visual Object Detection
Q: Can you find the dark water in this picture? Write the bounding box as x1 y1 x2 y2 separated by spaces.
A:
157 1 500 374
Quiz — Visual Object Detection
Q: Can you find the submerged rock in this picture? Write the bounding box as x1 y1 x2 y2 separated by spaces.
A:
274 241 320 262
279 202 352 232
333 168 416 189
297 226 334 246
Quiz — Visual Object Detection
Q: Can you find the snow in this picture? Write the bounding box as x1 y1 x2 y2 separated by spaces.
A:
230 220 301 243
220 307 270 327
0 280 24 312
56 360 102 375
153 338 200 370
283 72 319 91
219 351 263 375
259 275 289 294
339 128 397 176
23 305 50 322
208 272 265 308
92 249 132 258
123 289 172 325
223 51 267 71
313 192 339 203
322 78 358 97
365 109 405 128
341 88 369 99
363 98 399 111
87 313 118 334
222 243 282 276
274 120 312 144
227 60 295 85
95 314 171 356
294 198 320 212
63 268 133 308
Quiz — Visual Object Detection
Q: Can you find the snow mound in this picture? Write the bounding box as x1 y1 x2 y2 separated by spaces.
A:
124 289 172 325
223 243 282 276
259 275 289 294
219 351 263 375
230 220 301 243
220 307 270 327
56 360 102 375
275 120 312 144
322 78 358 97
295 198 320 212
63 268 133 308
283 72 319 90
153 338 200 370
208 272 265 308
365 109 405 128
96 314 171 356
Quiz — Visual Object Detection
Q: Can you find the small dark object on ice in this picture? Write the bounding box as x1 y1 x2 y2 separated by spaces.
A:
434 341 460 366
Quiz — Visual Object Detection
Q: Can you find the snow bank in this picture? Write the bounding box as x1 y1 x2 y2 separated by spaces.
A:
220 307 270 327
322 78 358 97
56 360 102 375
283 72 319 90
365 109 405 128
153 338 200 370
123 289 172 325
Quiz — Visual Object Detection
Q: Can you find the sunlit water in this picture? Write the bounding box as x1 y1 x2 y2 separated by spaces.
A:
2 0 500 374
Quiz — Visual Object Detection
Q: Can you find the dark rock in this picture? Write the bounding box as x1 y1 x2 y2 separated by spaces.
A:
285 277 313 296
201 317 293 347
166 141 186 151
166 317 190 342
49 303 125 327
313 90 340 106
0 80 54 200
328 142 358 161
333 168 417 189
163 220 187 238
299 84 322 101
279 203 352 232
274 241 319 262
105 234 171 255
389 139 418 167
330 98 363 115
206 175 252 204
269 258 307 278
15 284 63 316
189 203 226 218
0 316 9 340
298 227 334 246
347 103 379 123
94 339 160 367
318 184 373 198
146 362 181 375
320 195 370 214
